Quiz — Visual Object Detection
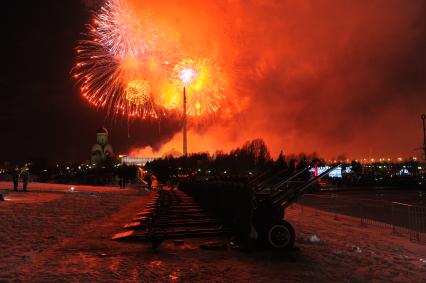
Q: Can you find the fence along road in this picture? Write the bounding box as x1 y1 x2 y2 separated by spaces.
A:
299 193 426 243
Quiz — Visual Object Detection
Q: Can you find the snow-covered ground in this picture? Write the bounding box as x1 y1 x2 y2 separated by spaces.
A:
0 182 425 282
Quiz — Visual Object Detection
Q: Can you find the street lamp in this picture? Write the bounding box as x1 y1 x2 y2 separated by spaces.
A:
421 114 426 161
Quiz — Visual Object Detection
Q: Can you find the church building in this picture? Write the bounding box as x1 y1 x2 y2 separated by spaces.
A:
91 127 114 164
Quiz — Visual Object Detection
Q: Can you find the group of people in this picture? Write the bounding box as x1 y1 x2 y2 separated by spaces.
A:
118 176 127 188
12 165 30 192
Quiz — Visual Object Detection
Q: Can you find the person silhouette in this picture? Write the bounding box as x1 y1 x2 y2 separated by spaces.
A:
21 165 30 192
12 167 20 191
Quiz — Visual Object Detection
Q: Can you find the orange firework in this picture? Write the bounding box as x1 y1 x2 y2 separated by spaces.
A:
72 41 158 119
125 79 151 105
160 58 225 117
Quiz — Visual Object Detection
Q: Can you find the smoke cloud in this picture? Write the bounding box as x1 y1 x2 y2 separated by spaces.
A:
127 0 426 159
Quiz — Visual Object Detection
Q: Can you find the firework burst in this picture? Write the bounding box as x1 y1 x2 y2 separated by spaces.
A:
72 0 160 119
125 79 151 105
160 58 225 117
72 40 158 119
95 0 149 58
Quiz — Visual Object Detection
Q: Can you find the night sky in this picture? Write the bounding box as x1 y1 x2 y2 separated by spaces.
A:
3 0 426 163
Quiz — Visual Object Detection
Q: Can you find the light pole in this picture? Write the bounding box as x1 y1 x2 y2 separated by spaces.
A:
422 114 426 161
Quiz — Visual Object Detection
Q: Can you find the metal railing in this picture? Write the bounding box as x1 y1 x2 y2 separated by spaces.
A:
299 194 426 243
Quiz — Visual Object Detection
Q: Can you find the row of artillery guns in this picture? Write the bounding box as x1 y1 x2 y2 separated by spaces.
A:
113 164 339 249
180 164 339 249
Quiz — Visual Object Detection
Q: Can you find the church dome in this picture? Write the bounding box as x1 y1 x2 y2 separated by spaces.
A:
97 126 108 134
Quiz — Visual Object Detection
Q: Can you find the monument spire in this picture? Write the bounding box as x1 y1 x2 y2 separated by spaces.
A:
183 87 188 156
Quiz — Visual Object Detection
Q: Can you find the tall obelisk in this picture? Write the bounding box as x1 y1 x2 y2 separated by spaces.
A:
183 86 188 156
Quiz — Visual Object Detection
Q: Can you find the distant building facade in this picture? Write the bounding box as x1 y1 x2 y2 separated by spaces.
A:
121 156 155 166
91 127 114 164
119 148 182 167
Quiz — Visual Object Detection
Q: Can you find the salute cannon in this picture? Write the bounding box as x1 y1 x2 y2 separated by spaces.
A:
252 165 339 249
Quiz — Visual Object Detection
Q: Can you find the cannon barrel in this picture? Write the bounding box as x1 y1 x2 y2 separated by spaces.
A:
271 164 340 208
267 166 311 198
254 168 290 193
248 170 270 186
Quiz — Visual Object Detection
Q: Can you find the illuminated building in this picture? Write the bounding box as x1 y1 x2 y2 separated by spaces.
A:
121 156 155 166
309 166 346 178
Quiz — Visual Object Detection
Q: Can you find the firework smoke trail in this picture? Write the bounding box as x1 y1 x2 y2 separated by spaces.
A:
160 58 225 117
72 0 160 119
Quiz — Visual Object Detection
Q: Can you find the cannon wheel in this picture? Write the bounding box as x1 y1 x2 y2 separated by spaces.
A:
267 220 295 249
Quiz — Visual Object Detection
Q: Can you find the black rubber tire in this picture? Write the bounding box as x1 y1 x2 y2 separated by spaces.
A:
266 220 295 250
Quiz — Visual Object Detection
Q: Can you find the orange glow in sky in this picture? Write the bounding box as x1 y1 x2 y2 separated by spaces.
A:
118 0 426 159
